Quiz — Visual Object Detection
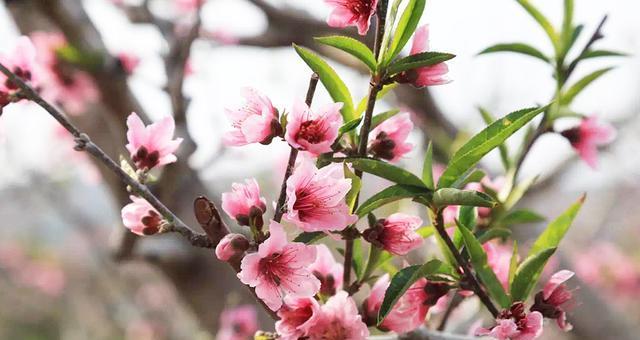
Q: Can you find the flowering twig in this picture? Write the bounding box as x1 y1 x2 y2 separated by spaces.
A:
0 61 213 249
433 210 500 317
272 73 320 222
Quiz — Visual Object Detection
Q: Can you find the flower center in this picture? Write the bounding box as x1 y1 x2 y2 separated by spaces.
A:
346 0 374 17
296 119 327 144
369 131 396 160
132 145 160 170
141 210 162 235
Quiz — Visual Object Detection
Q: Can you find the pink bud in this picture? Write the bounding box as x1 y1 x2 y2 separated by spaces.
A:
215 233 250 261
325 0 378 36
121 196 163 236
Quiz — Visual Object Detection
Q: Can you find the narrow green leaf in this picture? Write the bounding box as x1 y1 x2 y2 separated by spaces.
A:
417 225 436 238
356 184 431 217
293 231 326 244
343 163 362 211
510 247 557 301
508 241 519 289
561 67 614 105
559 0 574 58
580 49 627 60
479 107 511 170
500 209 546 226
385 0 426 64
457 221 511 307
315 36 377 71
377 260 457 324
422 142 435 190
346 158 427 188
388 52 456 75
515 0 560 52
353 239 365 280
451 168 486 189
504 175 539 210
477 228 512 244
354 84 397 117
459 206 477 230
433 188 496 208
478 43 549 63
339 117 362 134
293 44 354 120
528 195 584 258
437 106 547 188
371 109 401 130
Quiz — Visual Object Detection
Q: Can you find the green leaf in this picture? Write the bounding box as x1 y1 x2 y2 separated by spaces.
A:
339 117 362 134
343 163 362 211
437 106 547 188
315 36 377 71
451 168 486 189
459 206 477 231
417 225 435 238
432 188 496 208
293 231 326 244
388 52 456 75
384 0 426 64
457 221 511 307
422 142 435 190
500 209 546 226
527 195 584 258
478 43 549 63
378 260 457 324
353 239 365 280
561 67 614 105
508 241 519 289
479 107 510 170
346 158 427 188
371 109 401 130
477 228 512 244
503 175 539 210
293 44 354 120
559 0 574 58
580 50 627 60
356 184 431 217
510 247 557 301
354 84 397 117
515 0 560 52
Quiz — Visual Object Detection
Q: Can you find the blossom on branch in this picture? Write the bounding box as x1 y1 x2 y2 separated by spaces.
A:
237 221 320 311
276 297 321 340
126 112 183 171
215 234 250 261
223 87 281 146
0 36 38 111
397 25 450 88
368 113 414 162
362 213 423 256
285 100 342 156
530 270 575 332
476 302 543 340
216 305 258 340
121 196 164 236
309 244 343 297
560 116 616 169
221 178 267 227
284 160 357 232
325 0 378 35
306 291 369 339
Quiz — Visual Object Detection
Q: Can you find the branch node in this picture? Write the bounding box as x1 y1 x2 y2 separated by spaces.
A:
73 133 91 151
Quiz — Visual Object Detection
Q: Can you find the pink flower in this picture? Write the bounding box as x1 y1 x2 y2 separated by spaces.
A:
223 87 280 146
126 112 183 170
216 305 258 340
276 297 321 340
476 302 543 340
117 52 140 75
0 36 37 92
364 274 429 333
306 291 369 339
397 25 450 87
309 244 344 296
573 243 640 298
325 0 378 35
221 178 267 226
560 116 616 169
215 234 250 261
363 213 423 256
237 221 320 311
530 270 575 332
284 160 357 232
285 101 343 156
484 242 513 290
368 113 414 162
121 196 164 236
31 32 99 114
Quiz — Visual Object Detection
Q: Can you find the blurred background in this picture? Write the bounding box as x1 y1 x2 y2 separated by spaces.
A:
0 0 638 339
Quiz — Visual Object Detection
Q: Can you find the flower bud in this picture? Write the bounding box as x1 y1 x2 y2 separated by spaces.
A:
215 233 250 261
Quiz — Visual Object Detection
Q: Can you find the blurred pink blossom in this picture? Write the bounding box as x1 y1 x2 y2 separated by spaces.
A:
306 291 369 339
309 244 344 296
284 160 357 232
476 303 543 340
276 297 321 340
0 36 38 110
531 270 575 332
325 0 378 35
216 305 258 340
484 241 513 290
396 25 450 87
117 52 140 74
368 113 414 162
560 116 616 169
237 221 320 311
285 101 342 156
126 112 183 170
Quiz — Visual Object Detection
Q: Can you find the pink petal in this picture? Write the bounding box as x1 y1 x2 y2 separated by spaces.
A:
543 270 575 300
